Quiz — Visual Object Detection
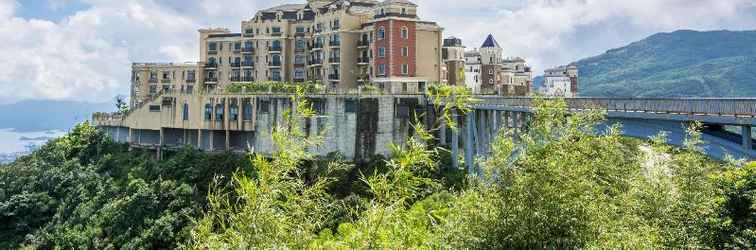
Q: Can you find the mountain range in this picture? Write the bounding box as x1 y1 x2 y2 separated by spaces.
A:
569 30 756 97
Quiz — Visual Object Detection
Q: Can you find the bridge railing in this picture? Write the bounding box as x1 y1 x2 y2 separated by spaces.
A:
473 97 756 117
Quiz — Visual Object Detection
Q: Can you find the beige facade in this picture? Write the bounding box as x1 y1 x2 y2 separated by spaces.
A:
130 0 443 106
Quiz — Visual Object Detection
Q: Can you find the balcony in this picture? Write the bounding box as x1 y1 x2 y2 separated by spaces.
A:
205 63 218 69
205 77 218 83
242 47 254 53
230 62 241 68
242 61 254 67
329 57 341 64
309 43 323 50
269 76 282 82
328 74 340 80
309 59 323 66
186 78 196 83
271 32 282 37
357 40 369 48
233 47 241 53
208 50 218 55
269 61 282 67
357 57 369 64
161 78 171 84
230 77 241 82
269 46 282 53
242 77 254 82
329 40 341 47
294 60 306 66
148 78 158 84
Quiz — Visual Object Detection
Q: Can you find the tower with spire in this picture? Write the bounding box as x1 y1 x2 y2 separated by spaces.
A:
479 34 503 65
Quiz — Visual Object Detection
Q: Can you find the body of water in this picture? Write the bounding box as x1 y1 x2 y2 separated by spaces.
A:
0 128 66 163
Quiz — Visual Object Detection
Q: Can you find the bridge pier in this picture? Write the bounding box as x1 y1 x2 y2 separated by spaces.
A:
743 126 753 150
451 109 459 169
465 111 475 175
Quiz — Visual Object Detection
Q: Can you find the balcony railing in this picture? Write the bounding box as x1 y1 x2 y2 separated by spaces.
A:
205 63 218 68
269 46 282 52
148 78 158 83
357 40 369 47
230 62 241 68
270 77 282 82
242 47 254 53
242 77 254 82
329 57 341 63
271 32 282 37
208 50 218 55
269 61 282 67
161 78 171 84
309 43 323 50
357 57 369 64
205 77 218 83
233 47 241 53
328 74 340 80
186 78 196 83
294 61 306 66
309 59 323 65
242 61 254 67
230 77 241 82
329 41 341 47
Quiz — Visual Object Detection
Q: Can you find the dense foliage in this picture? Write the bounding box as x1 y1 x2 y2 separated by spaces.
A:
0 123 249 249
1 87 754 248
225 81 325 94
573 30 756 97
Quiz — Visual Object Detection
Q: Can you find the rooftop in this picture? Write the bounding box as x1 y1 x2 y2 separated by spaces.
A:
481 34 501 48
261 4 306 12
382 0 417 6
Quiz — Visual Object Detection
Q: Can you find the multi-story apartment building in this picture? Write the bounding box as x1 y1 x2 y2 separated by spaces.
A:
129 0 442 106
464 34 533 95
541 64 579 97
131 63 199 108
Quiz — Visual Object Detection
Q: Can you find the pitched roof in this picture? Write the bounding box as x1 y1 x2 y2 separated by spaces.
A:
481 34 501 48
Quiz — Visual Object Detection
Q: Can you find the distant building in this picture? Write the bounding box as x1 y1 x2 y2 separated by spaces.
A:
464 34 532 95
442 36 465 86
130 0 445 107
541 64 579 97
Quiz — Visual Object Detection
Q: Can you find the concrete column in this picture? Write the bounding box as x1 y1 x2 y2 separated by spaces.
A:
158 128 164 160
128 128 133 144
197 129 202 150
743 126 752 150
465 112 475 175
439 118 447 146
503 111 510 129
225 130 230 151
451 109 459 169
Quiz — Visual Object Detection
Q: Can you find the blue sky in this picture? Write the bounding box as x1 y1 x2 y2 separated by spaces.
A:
15 0 89 21
1 0 755 105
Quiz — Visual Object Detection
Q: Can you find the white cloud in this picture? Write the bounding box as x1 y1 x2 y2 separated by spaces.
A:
0 0 755 104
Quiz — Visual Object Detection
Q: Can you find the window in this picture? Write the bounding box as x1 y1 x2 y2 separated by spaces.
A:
230 104 239 121
272 40 281 49
296 39 305 49
215 104 224 121
401 8 407 15
377 27 385 40
182 103 189 121
208 57 217 66
272 27 281 33
243 101 253 120
149 85 157 94
234 42 241 50
295 55 305 64
208 42 217 51
401 47 408 57
401 27 409 39
296 26 305 33
204 104 213 120
294 68 305 79
378 64 386 76
149 105 161 112
401 64 409 75
378 47 386 57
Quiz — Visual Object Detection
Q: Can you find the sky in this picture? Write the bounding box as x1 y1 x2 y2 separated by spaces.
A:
1 0 755 105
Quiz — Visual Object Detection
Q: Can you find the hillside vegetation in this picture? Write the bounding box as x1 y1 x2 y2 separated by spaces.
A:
1 88 754 248
577 30 756 97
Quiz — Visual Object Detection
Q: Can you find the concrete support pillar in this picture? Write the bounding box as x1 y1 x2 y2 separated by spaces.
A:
158 128 164 160
451 109 459 169
197 129 202 150
439 118 447 146
209 130 214 151
743 126 753 150
465 112 475 175
128 128 133 144
225 130 230 151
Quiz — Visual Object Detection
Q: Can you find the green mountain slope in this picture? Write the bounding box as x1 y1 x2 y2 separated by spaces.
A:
577 30 756 97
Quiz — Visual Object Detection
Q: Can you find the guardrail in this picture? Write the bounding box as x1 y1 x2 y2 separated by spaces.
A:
474 97 756 116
